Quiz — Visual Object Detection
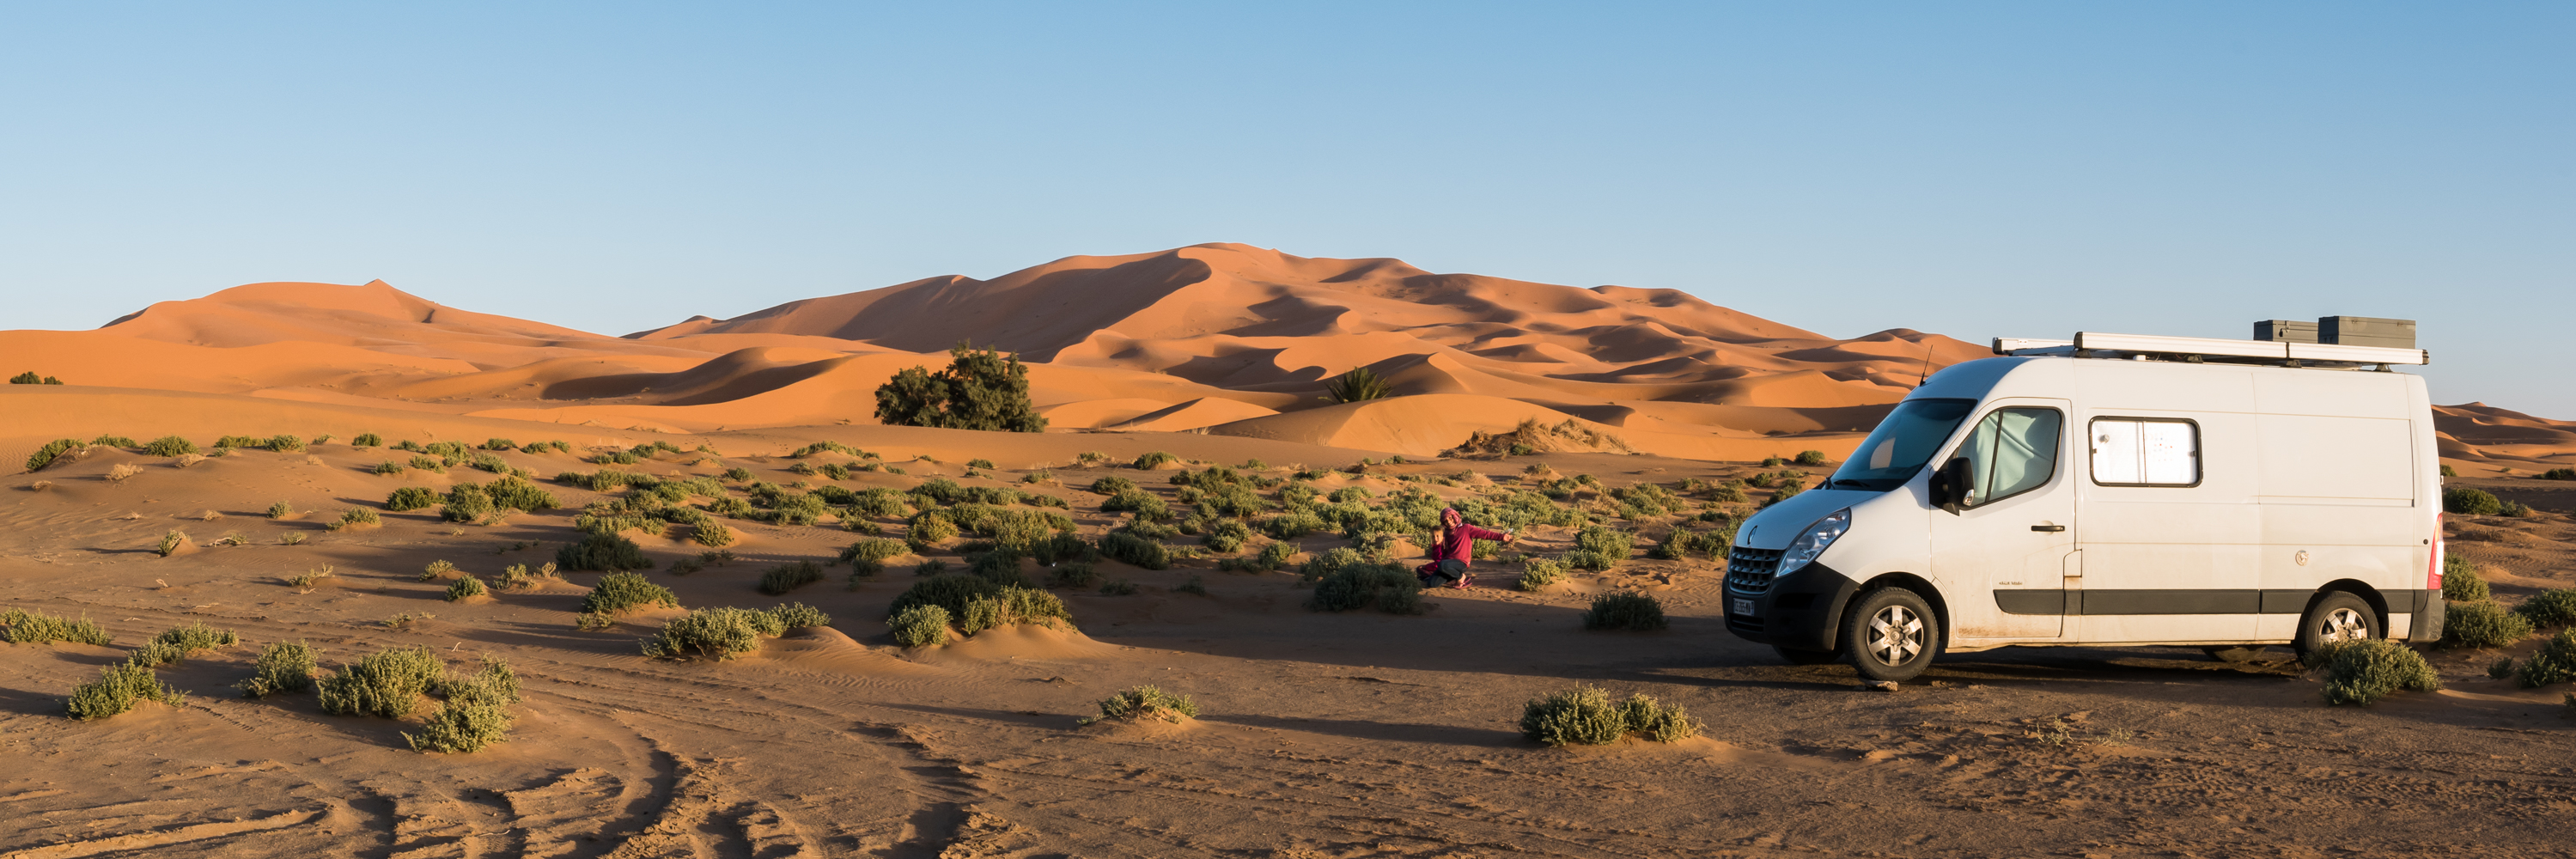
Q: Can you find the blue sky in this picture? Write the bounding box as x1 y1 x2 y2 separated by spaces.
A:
3 3 2568 416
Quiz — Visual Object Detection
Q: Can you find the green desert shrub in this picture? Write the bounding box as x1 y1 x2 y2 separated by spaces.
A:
582 571 679 616
387 486 441 512
558 533 652 572
445 576 488 601
2444 486 2505 516
65 661 180 720
906 511 960 552
143 436 198 457
373 461 405 476
2442 555 2487 602
266 501 293 520
2543 467 2576 481
352 433 382 447
640 606 780 660
156 530 187 557
2518 588 2576 630
2 608 113 645
25 438 82 472
958 586 1071 633
1324 366 1393 404
1518 685 1699 746
840 537 908 565
1049 563 1099 588
336 508 380 528
482 475 559 511
692 521 737 546
2316 639 2441 705
759 560 825 594
2518 628 2576 688
269 435 306 453
2444 600 2533 649
872 344 1049 432
1582 592 1669 631
442 484 495 522
1794 449 1828 466
849 486 910 518
1098 532 1172 570
1132 451 1178 470
1089 475 1137 496
1617 692 1702 742
129 622 238 667
406 697 514 753
1564 524 1632 570
1099 578 1139 596
319 646 445 717
1079 685 1198 725
1102 489 1172 521
1517 557 1569 591
1174 575 1209 596
238 640 319 698
1647 528 1724 561
1306 564 1427 614
889 605 952 648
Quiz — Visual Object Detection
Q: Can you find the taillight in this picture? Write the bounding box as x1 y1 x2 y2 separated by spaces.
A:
2427 512 2445 592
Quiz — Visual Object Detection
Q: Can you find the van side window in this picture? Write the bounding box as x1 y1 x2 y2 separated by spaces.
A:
1959 407 2062 507
2091 418 2200 486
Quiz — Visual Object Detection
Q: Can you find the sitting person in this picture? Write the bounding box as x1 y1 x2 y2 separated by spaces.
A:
1416 507 1515 589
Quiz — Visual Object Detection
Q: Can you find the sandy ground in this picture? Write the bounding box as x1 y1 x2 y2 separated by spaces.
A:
4 433 2574 859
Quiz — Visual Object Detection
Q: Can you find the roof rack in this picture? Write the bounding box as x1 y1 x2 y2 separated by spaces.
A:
1990 332 2427 368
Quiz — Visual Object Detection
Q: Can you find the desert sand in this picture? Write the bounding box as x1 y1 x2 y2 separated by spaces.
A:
3 246 2573 857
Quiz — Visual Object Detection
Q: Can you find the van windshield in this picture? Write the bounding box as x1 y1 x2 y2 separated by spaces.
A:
1827 399 1976 492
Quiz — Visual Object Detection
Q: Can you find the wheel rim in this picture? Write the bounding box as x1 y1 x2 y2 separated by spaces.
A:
2317 607 2370 643
1867 605 1924 666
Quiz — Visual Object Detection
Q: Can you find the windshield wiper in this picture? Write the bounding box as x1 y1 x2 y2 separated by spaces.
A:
1830 478 1876 489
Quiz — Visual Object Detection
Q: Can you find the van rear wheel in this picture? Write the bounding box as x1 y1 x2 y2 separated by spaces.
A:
2293 591 2380 662
1843 588 1940 682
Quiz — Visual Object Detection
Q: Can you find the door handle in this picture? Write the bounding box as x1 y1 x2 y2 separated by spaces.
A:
2031 525 2066 533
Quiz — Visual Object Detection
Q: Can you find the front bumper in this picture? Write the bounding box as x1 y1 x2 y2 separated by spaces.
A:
1721 558 1860 652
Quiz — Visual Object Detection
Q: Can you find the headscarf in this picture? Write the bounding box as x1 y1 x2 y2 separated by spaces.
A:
1441 508 1464 530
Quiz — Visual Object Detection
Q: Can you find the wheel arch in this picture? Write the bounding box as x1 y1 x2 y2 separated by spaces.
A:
2306 578 2390 631
1852 571 1950 649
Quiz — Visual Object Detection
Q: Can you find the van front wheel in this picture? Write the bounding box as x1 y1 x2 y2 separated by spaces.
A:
2294 591 2381 661
1843 588 1940 682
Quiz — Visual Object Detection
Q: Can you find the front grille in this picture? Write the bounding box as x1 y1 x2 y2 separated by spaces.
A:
1726 546 1783 594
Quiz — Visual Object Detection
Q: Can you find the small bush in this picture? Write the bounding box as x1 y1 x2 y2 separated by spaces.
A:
131 622 238 667
1081 685 1198 724
2315 639 2441 705
352 433 382 447
639 606 804 660
2444 486 2505 516
1518 557 1568 591
1089 475 1137 496
1102 489 1172 521
239 640 319 698
1050 563 1099 588
2444 600 2533 649
337 508 381 529
2517 588 2576 630
1175 576 1209 596
387 486 440 512
1099 579 1139 596
1617 692 1702 742
406 698 514 753
1794 450 1828 466
906 512 960 553
445 576 488 601
1583 592 1668 631
759 560 825 594
890 605 951 647
143 436 198 457
319 646 445 717
1133 451 1178 470
156 530 187 557
692 521 737 547
420 559 457 581
840 537 907 565
3 608 113 645
2491 656 2517 679
265 501 294 520
1099 532 1172 570
582 571 679 617
1518 686 1625 746
65 661 180 720
2544 467 2576 481
269 435 306 453
559 533 653 572
25 438 83 471
2518 629 2576 688
2442 555 2488 602
1307 564 1427 614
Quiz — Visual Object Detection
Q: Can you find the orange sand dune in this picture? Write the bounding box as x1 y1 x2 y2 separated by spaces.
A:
2436 403 2576 476
1206 393 1861 460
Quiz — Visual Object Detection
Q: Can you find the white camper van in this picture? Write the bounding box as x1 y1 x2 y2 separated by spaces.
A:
1723 326 2445 682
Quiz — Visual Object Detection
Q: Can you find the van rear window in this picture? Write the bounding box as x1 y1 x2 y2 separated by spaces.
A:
2091 418 2200 486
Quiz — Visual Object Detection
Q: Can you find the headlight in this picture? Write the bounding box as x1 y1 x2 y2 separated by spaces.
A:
1775 508 1851 576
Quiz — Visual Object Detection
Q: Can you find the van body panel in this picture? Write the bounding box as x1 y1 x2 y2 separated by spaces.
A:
1723 354 2444 655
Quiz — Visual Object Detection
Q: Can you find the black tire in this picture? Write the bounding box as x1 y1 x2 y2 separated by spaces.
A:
2202 645 2268 663
2294 590 2380 662
1842 587 1940 682
1773 644 1841 666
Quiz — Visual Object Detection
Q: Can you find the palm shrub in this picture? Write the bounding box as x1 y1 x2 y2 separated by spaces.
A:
2442 555 2487 602
1306 564 1427 614
1098 532 1172 570
889 605 952 647
239 640 319 698
318 646 446 717
582 571 678 618
558 533 652 572
1583 592 1668 631
2518 629 2576 688
1079 685 1198 725
2 608 113 645
65 662 181 720
1519 685 1699 746
387 486 440 512
759 561 824 594
873 343 1049 432
2315 639 2442 705
143 436 198 457
2444 600 2533 649
1325 367 1394 403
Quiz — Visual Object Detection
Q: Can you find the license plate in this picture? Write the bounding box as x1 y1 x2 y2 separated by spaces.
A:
1732 598 1756 617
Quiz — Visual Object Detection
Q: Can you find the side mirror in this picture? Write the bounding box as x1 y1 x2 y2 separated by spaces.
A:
1929 456 1973 514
